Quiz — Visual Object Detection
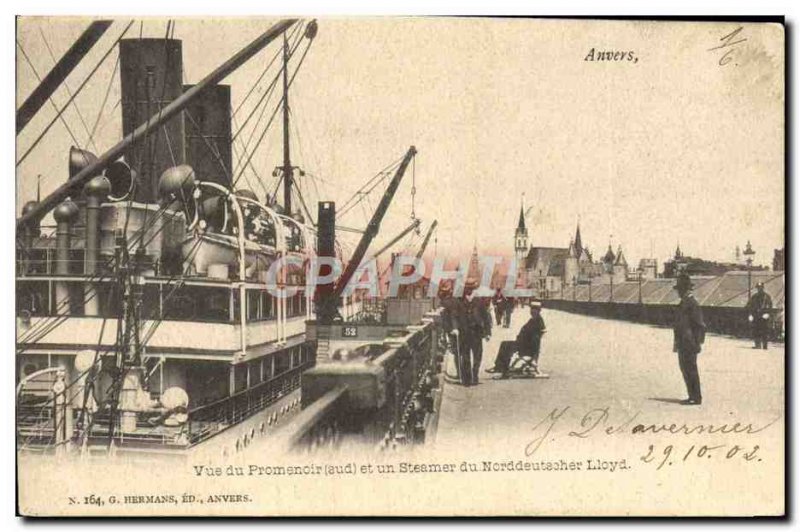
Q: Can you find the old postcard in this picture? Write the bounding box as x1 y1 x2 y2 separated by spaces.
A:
15 16 785 516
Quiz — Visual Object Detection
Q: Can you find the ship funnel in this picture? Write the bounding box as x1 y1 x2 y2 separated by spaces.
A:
119 38 186 204
104 159 136 202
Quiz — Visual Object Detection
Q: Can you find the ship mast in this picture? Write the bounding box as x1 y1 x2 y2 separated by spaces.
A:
282 33 293 215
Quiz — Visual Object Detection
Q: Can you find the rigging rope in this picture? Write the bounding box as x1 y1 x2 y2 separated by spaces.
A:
231 23 299 118
232 23 302 143
88 98 121 143
229 112 268 195
337 161 401 218
16 20 135 167
18 134 226 350
232 27 312 188
87 53 120 147
230 25 306 187
39 25 99 153
16 39 83 151
17 228 207 432
137 19 177 244
138 236 205 348
17 192 180 350
231 27 302 188
292 185 314 225
288 105 323 203
183 109 233 182
17 225 207 433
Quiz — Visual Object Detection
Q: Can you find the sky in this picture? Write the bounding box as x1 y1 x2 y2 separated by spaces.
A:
16 17 784 269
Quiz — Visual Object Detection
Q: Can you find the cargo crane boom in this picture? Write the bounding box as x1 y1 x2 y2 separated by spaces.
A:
370 219 421 261
332 146 417 302
415 220 438 259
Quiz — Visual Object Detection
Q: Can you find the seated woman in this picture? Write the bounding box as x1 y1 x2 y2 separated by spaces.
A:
486 301 546 377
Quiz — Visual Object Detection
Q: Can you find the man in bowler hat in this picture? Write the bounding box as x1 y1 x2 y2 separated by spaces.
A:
673 272 706 405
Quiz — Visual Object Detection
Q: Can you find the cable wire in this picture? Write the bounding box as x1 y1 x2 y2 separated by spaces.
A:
17 20 135 167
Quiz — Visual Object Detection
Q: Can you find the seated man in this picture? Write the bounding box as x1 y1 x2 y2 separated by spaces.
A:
486 301 546 377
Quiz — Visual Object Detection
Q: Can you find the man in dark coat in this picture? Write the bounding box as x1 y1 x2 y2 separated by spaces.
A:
503 296 515 328
492 289 506 326
442 282 492 386
487 300 546 377
746 282 773 349
673 272 706 405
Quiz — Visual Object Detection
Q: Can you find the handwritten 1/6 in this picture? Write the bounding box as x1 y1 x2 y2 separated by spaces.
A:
709 26 747 67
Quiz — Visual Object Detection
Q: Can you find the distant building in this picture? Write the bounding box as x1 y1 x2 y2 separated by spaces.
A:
563 223 596 285
517 215 637 298
525 246 569 297
638 258 658 279
663 244 768 278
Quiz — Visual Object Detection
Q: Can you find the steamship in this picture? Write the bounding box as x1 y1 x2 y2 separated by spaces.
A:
15 19 378 457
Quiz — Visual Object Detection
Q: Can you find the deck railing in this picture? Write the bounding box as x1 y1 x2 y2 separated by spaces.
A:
186 360 314 445
16 358 316 452
275 310 445 454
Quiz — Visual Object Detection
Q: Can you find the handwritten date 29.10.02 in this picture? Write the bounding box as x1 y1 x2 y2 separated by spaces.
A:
640 443 761 470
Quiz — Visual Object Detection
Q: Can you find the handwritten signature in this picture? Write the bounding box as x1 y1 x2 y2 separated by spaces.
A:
708 26 747 67
525 406 779 457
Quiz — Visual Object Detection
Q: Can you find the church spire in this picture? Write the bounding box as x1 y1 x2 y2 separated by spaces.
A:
514 196 528 262
568 237 577 258
574 217 583 258
603 243 616 264
615 244 627 266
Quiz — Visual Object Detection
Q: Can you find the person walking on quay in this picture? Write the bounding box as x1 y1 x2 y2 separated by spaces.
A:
442 282 492 386
746 282 773 349
673 272 706 405
492 288 506 327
